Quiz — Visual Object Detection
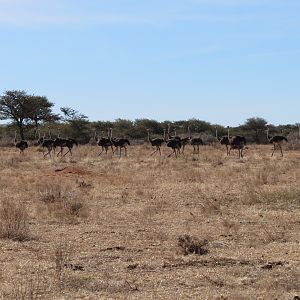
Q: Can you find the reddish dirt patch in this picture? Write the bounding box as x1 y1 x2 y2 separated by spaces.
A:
48 166 93 176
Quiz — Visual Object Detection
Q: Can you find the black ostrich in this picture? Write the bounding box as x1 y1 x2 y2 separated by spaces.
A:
167 124 181 141
219 136 230 156
189 126 204 154
166 138 181 158
227 127 246 158
180 126 191 154
147 129 164 156
164 128 181 158
95 129 114 156
37 130 55 158
110 128 130 157
215 127 230 156
14 131 28 154
166 124 182 155
53 132 78 157
190 137 204 154
267 127 288 157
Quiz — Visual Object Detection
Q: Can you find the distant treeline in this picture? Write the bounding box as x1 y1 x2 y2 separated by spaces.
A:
1 115 299 146
0 90 299 145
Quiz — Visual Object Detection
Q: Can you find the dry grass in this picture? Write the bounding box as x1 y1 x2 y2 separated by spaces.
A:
177 234 208 255
0 199 30 241
0 144 299 299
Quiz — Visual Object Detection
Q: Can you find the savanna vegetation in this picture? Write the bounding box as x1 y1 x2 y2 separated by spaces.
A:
0 90 299 299
1 90 299 146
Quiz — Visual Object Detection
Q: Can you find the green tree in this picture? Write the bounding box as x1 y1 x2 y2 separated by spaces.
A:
133 119 163 139
243 117 268 143
29 95 60 129
187 119 212 133
60 107 89 143
0 90 58 139
113 119 134 138
60 107 87 121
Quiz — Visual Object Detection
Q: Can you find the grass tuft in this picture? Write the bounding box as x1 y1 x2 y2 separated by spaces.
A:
177 234 208 255
0 199 30 241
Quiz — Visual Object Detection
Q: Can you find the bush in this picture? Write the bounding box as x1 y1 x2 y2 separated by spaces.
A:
287 132 300 150
0 199 30 241
177 234 208 255
38 181 88 220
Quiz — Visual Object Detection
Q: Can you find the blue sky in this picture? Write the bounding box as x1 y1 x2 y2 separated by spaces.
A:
0 0 299 126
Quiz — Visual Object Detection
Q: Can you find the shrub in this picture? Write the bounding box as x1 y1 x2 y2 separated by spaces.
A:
0 199 30 241
177 234 208 255
287 132 300 150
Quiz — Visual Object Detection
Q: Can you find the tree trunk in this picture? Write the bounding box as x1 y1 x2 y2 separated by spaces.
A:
255 129 259 144
17 123 25 140
35 118 38 131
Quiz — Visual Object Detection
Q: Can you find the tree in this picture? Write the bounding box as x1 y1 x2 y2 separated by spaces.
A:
0 90 58 139
30 96 60 129
113 119 134 138
60 107 89 143
133 119 163 139
187 119 212 133
60 107 87 122
243 117 268 143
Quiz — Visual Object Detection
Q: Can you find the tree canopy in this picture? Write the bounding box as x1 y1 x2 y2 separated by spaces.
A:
0 90 58 139
243 117 268 143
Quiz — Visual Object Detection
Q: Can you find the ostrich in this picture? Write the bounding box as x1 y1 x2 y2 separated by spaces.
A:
53 130 78 157
14 131 28 154
95 129 114 156
166 138 181 158
219 136 230 156
190 137 204 154
215 126 230 155
110 128 130 157
167 124 182 155
37 129 55 158
54 138 78 157
227 127 246 158
147 129 164 156
180 127 191 154
164 128 181 158
189 127 204 154
167 124 181 141
266 126 288 157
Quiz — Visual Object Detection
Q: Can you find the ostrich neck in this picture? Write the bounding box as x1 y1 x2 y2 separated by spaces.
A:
267 129 271 140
